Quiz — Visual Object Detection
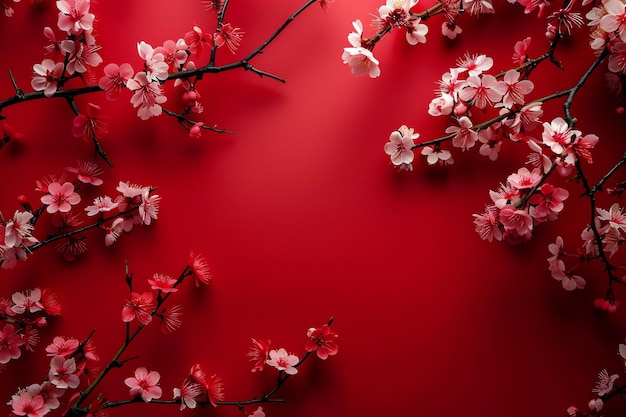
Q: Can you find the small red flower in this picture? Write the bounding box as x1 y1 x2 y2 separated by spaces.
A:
188 252 212 287
305 325 338 360
122 292 155 325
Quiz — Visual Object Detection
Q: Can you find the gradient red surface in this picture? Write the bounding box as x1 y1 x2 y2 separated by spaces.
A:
2 1 626 416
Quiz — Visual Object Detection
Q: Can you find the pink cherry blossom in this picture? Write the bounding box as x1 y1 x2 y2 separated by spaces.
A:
4 210 37 248
104 218 124 247
305 325 338 360
405 18 428 45
478 126 501 161
98 63 134 101
473 205 503 242
507 167 542 190
205 374 225 406
31 59 64 97
184 25 212 58
66 41 103 74
428 93 454 116
85 196 119 216
65 160 103 186
464 0 494 16
458 74 506 109
122 292 154 325
608 39 626 73
529 183 569 221
446 116 478 150
48 355 80 389
499 204 533 236
342 20 381 78
547 235 563 265
266 348 299 375
124 367 163 402
501 69 534 108
154 39 188 73
139 191 161 225
45 336 79 357
421 145 453 165
40 182 81 214
137 41 169 81
10 392 49 417
126 72 167 120
57 0 94 35
601 0 626 43
512 37 532 65
160 304 183 334
148 273 178 293
593 369 619 396
384 125 418 166
442 21 462 39
0 323 24 363
173 380 203 410
519 0 551 17
25 382 65 411
541 117 581 155
455 53 493 77
597 203 626 232
11 288 42 314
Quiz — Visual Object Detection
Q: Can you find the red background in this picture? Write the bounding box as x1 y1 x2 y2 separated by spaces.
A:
2 1 626 416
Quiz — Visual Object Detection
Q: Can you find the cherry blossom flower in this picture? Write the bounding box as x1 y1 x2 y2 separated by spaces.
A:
507 167 542 190
154 39 188 73
305 325 338 360
103 218 124 246
518 0 551 17
248 338 271 372
26 382 64 411
9 392 49 417
202 0 225 13
446 116 478 150
137 41 169 81
378 0 418 27
542 117 581 156
608 39 626 73
478 126 501 161
148 273 178 293
48 355 80 389
551 266 586 291
529 184 569 222
185 25 212 58
512 37 532 65
214 23 244 53
455 53 493 77
31 59 64 97
122 292 155 325
56 236 87 262
593 369 619 396
189 363 208 387
547 236 563 271
57 0 94 35
458 74 506 109
72 103 108 142
173 380 203 410
65 42 103 74
342 20 381 78
4 210 37 248
473 205 503 242
463 0 494 16
188 251 212 286
189 122 204 139
384 125 418 166
117 181 150 200
501 69 534 108
405 18 428 45
126 72 167 120
40 182 81 214
12 288 42 314
421 146 452 165
0 323 24 363
45 336 79 357
266 348 299 375
442 21 462 39
428 93 454 116
139 191 160 225
601 0 626 43
160 304 183 334
84 196 119 216
124 367 163 402
597 203 626 232
98 63 134 101
65 160 104 186
499 204 533 236
205 374 225 406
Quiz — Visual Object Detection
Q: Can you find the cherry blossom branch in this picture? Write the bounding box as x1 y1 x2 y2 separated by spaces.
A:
73 264 193 409
162 108 234 134
26 206 140 253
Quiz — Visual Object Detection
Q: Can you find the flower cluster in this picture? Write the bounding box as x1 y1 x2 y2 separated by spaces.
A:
0 288 61 365
0 161 160 268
